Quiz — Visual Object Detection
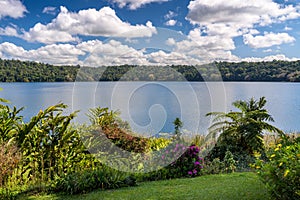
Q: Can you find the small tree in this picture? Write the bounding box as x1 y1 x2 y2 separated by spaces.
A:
224 150 236 173
206 97 283 160
173 118 183 137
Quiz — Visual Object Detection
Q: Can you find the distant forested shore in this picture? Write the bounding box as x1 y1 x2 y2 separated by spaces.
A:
1 58 300 82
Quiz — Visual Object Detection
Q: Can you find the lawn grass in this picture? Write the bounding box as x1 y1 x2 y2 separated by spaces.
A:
23 172 269 200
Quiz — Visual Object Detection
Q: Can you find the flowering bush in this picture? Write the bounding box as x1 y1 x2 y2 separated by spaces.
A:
139 143 204 181
164 144 204 178
254 137 300 200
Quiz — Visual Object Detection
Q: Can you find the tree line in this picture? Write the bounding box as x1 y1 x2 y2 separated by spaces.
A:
1 58 300 82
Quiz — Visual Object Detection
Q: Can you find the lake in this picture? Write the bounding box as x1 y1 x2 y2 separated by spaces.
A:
0 82 299 135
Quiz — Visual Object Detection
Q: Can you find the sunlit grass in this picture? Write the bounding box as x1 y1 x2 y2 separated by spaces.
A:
23 172 269 200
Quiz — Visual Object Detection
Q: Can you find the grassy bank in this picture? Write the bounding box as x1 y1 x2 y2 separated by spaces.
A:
23 172 269 200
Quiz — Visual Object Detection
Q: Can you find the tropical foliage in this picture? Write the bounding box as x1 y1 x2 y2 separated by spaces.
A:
1 89 297 199
206 97 283 163
254 134 300 200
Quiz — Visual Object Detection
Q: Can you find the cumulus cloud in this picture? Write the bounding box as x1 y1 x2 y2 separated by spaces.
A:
1 38 299 66
0 40 149 66
0 0 27 19
186 28 235 51
165 38 176 46
22 23 79 44
22 6 157 44
79 40 148 66
184 0 300 60
186 0 300 40
110 0 169 10
0 26 19 37
187 0 300 28
165 19 177 26
164 10 179 26
0 38 212 66
0 42 84 65
243 32 295 48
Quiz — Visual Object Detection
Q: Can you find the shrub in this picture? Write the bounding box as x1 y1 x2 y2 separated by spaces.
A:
205 144 255 172
137 144 205 181
234 152 256 171
0 188 17 200
18 104 93 183
223 150 236 173
0 142 21 187
255 137 300 200
88 107 151 153
173 144 204 177
203 158 225 174
52 166 135 195
162 144 204 179
203 151 237 174
101 126 150 153
149 137 171 151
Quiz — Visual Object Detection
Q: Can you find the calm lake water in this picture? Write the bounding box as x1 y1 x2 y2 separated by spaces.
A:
0 82 299 135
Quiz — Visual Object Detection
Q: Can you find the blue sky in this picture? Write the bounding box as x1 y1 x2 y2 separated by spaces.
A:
0 0 300 66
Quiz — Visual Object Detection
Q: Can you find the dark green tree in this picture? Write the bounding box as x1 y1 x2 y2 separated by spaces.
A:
206 97 283 157
173 117 183 136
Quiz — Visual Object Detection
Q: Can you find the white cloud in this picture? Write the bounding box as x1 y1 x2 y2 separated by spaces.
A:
164 10 179 26
147 50 199 65
248 29 260 35
242 54 299 62
1 38 299 66
110 0 169 10
184 0 300 60
0 42 84 65
284 26 292 31
165 11 177 19
243 32 295 48
187 0 300 28
0 26 19 37
42 6 57 15
0 38 212 66
202 23 242 38
165 19 177 26
125 38 139 44
0 0 27 19
186 0 300 48
0 40 148 66
187 28 235 51
263 49 273 53
22 6 157 44
165 38 176 46
22 22 79 44
80 40 149 66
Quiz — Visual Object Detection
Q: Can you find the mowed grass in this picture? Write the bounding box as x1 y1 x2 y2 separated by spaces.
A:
24 172 269 200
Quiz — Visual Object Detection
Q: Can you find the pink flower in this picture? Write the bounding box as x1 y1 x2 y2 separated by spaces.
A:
188 171 193 175
193 169 197 174
194 161 200 165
